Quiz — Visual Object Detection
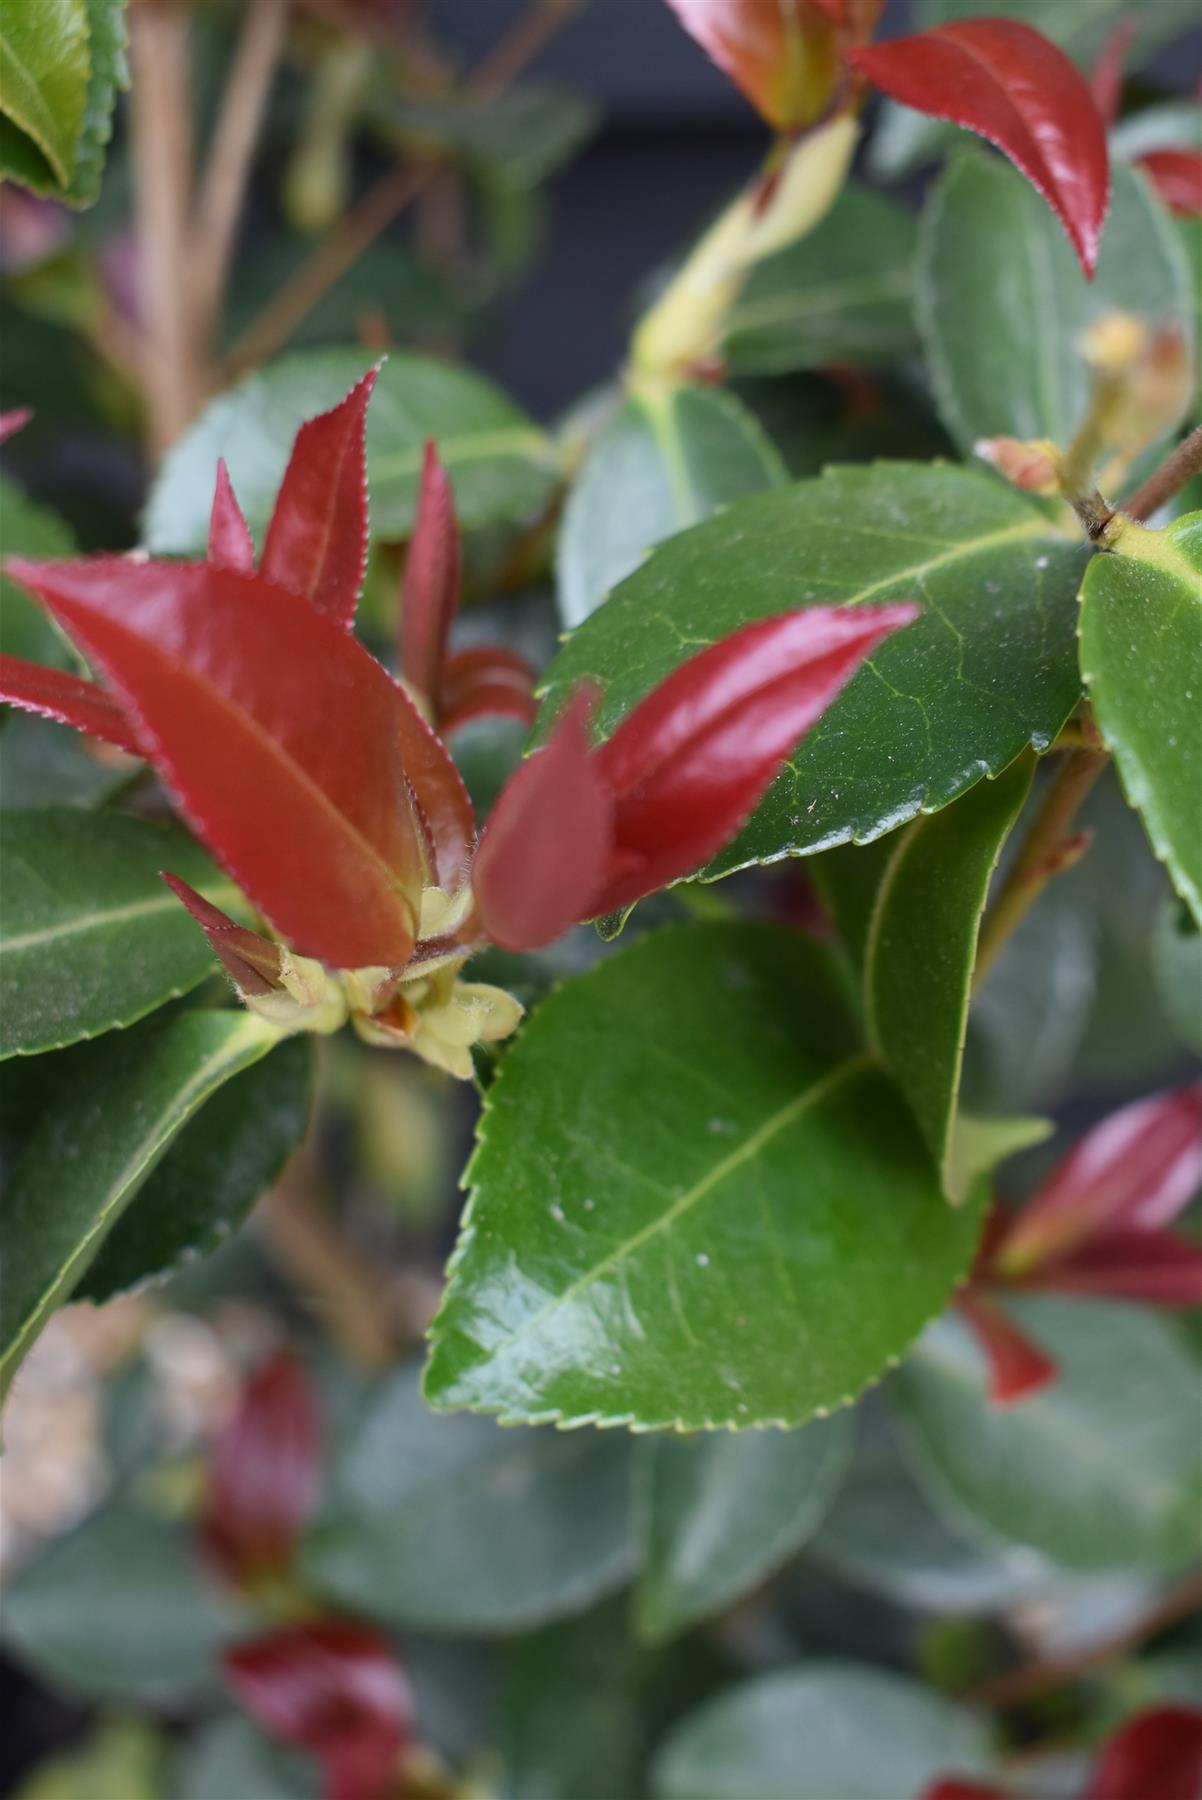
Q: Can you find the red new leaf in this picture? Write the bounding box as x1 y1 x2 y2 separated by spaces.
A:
208 458 256 573
922 1782 1009 1800
260 366 376 627
0 652 142 756
8 557 424 968
1021 1228 1202 1309
439 645 538 736
473 687 613 951
1139 149 1202 217
955 1290 1057 1407
162 874 284 998
591 603 917 916
1085 1706 1202 1800
200 1353 321 1587
390 688 476 897
1089 20 1135 130
398 440 461 703
851 20 1110 276
663 0 841 131
226 1620 413 1800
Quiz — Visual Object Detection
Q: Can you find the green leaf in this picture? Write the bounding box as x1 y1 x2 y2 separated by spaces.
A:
556 384 784 629
722 186 919 376
0 1009 279 1396
892 1298 1202 1571
0 715 133 813
1 1500 242 1705
634 1411 854 1642
917 153 1193 463
144 349 560 552
174 1720 317 1800
0 810 242 1058
815 757 1033 1190
381 83 599 190
56 0 127 209
1153 898 1202 1055
303 1362 635 1633
919 0 1202 63
0 0 90 187
0 474 77 668
1079 514 1202 922
945 1113 1053 1202
424 924 986 1431
651 1663 993 1800
540 463 1085 875
13 1722 163 1800
77 1034 313 1302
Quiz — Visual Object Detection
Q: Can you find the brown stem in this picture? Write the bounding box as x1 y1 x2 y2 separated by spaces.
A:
974 745 1109 987
969 1570 1202 1709
469 0 580 102
259 1156 396 1371
129 0 200 457
1121 423 1202 523
190 0 290 356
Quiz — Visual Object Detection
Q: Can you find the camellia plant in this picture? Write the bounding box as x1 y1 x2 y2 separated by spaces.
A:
0 0 1200 1797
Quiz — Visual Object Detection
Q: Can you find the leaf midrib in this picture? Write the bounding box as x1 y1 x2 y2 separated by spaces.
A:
1 880 241 957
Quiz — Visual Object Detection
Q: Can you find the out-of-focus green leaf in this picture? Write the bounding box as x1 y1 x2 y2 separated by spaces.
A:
0 716 133 812
1153 898 1202 1055
0 474 77 667
14 1721 163 1800
920 0 1201 62
173 1719 317 1800
382 84 599 190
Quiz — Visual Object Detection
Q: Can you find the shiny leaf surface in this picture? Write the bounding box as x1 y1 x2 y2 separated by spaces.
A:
0 653 141 754
0 0 89 188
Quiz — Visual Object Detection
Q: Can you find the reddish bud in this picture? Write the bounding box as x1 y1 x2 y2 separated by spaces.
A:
260 367 377 628
226 1620 414 1800
208 459 256 574
851 20 1110 277
1085 1705 1202 1800
398 440 461 703
0 406 32 445
438 644 538 736
663 0 843 132
200 1353 321 1589
955 1290 1057 1408
162 873 283 999
0 652 142 757
1139 149 1202 218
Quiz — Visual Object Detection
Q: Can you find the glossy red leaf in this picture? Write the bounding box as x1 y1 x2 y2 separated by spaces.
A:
591 603 917 917
161 873 283 999
955 1290 1057 1408
7 557 424 968
1085 1706 1202 1800
472 687 613 951
0 406 32 445
439 644 538 736
260 366 377 627
0 651 142 756
398 440 460 702
200 1352 321 1587
994 1085 1202 1274
390 684 476 898
1089 20 1135 130
1020 1227 1202 1309
850 20 1110 276
208 458 256 574
226 1620 413 1800
1139 149 1202 218
663 0 841 131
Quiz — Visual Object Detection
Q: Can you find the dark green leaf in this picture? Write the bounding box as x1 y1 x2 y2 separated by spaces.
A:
303 1362 635 1633
381 84 598 190
556 384 784 628
0 810 242 1057
58 0 126 208
0 474 77 667
541 463 1085 874
919 0 1201 62
1079 515 1202 923
424 924 985 1431
722 186 919 375
0 1009 279 1396
144 349 560 552
917 153 1192 463
1153 898 1202 1055
0 0 89 187
174 1720 317 1800
1 1500 242 1705
0 716 132 813
816 757 1033 1189
635 1411 854 1642
77 1034 313 1302
893 1298 1202 1571
652 1663 993 1800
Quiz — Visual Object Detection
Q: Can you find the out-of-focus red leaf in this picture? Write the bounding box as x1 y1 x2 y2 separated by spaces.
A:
260 367 377 627
591 603 917 917
1019 1227 1202 1308
208 458 256 574
662 0 841 131
0 651 142 756
439 644 538 736
7 557 424 969
1089 20 1135 129
0 406 32 445
921 1781 1010 1800
199 1353 321 1586
398 440 460 702
472 687 613 951
955 1289 1057 1407
994 1085 1202 1274
226 1620 413 1800
161 873 283 999
850 20 1110 276
1085 1705 1202 1800
1139 149 1202 217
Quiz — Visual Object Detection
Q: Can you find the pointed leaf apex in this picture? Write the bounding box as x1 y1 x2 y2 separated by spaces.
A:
399 437 462 703
208 459 256 573
162 871 284 998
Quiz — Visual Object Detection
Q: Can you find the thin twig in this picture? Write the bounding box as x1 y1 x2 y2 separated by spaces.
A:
190 0 290 355
1121 423 1202 523
259 1157 396 1371
128 0 199 456
469 0 579 102
974 745 1109 987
